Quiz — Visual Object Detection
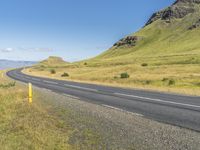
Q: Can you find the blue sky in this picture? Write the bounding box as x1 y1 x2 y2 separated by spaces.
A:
0 0 175 61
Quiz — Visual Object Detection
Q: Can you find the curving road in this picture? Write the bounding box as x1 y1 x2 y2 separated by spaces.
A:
7 68 200 132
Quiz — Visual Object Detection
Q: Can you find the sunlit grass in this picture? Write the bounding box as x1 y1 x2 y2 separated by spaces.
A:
0 70 72 149
24 56 200 96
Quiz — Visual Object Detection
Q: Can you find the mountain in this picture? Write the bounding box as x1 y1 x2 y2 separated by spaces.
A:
94 0 200 63
39 56 68 67
0 60 36 70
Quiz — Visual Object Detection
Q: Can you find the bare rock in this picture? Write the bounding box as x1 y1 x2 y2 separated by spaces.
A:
146 0 199 26
113 36 142 47
174 0 200 4
188 19 200 29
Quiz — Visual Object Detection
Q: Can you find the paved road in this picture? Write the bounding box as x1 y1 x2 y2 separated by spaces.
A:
7 69 200 131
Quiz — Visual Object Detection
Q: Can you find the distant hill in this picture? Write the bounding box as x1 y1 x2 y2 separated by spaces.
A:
0 60 36 70
94 0 200 62
39 56 68 67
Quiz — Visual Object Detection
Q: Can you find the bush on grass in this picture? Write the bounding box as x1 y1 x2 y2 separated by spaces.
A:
50 69 56 74
120 72 130 79
141 63 148 67
61 72 69 77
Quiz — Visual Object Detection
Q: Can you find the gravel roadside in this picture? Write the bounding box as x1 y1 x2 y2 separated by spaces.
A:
34 87 200 150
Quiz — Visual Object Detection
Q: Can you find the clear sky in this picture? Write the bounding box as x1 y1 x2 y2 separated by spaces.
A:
0 0 175 61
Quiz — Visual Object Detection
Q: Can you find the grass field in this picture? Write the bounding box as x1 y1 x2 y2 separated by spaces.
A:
3 71 200 150
24 56 200 96
0 70 73 149
1 70 129 149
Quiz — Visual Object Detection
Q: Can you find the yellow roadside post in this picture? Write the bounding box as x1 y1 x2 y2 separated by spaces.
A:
28 83 33 103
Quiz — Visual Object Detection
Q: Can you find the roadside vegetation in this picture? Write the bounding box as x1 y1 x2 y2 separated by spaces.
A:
0 70 72 149
0 70 114 149
61 72 69 77
50 69 56 74
2 69 200 149
120 72 130 79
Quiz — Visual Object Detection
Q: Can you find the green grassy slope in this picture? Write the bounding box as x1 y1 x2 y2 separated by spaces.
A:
93 1 200 62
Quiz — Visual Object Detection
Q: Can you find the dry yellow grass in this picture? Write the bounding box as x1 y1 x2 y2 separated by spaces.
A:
24 59 200 96
1 70 124 149
0 70 72 150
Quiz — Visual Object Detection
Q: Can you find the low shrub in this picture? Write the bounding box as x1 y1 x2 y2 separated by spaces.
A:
0 82 16 88
40 65 45 68
162 78 175 86
195 82 200 87
168 79 175 86
145 80 151 85
120 72 130 79
141 63 148 67
61 72 69 77
162 78 169 82
114 76 118 79
84 62 88 65
50 69 56 74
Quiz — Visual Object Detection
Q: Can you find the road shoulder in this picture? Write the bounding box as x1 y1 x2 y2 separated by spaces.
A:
35 86 200 150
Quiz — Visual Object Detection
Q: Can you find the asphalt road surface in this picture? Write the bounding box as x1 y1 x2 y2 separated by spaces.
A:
7 68 200 132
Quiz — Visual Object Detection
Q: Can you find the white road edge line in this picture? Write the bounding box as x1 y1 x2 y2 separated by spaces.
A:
115 93 200 109
43 80 58 84
64 84 98 92
62 94 80 100
102 104 144 117
31 78 40 81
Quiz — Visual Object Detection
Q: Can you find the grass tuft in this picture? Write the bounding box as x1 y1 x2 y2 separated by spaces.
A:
50 69 56 74
61 72 69 77
0 82 16 88
120 72 130 79
141 63 148 67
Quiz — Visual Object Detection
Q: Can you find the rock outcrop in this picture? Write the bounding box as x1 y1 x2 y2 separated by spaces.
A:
188 19 200 29
174 0 200 4
113 36 141 47
146 0 200 26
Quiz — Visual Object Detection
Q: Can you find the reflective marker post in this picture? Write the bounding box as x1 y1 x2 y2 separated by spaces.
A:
28 83 33 103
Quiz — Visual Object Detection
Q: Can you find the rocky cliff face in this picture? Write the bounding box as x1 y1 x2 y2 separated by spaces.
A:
189 19 200 29
112 0 200 49
174 0 200 4
96 0 200 59
113 36 142 47
146 0 200 25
